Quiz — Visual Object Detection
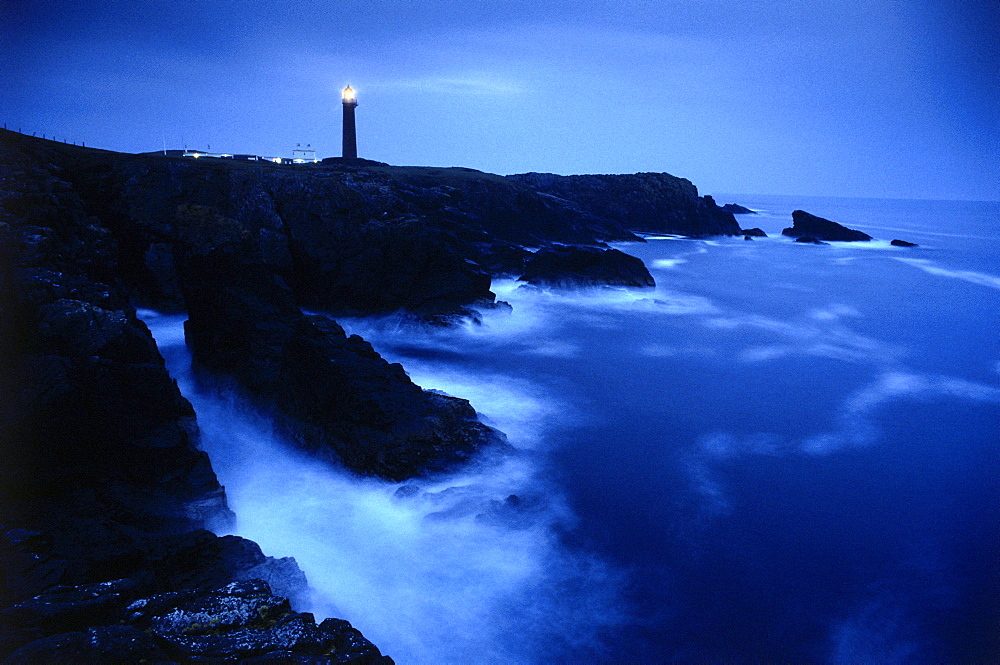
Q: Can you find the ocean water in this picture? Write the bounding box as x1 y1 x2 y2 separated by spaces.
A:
143 195 999 663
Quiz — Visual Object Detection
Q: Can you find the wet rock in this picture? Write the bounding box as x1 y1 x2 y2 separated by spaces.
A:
722 203 756 214
148 580 290 639
141 581 389 663
5 579 392 664
0 130 389 663
794 236 829 245
518 245 656 288
508 173 742 236
782 210 872 241
741 227 767 237
0 578 141 637
6 625 171 664
891 239 918 247
174 225 506 480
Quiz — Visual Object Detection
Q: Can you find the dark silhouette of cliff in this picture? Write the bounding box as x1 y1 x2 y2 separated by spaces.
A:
0 128 742 661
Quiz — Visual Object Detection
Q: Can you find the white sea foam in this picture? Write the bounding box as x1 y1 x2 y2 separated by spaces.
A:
709 311 896 365
652 258 687 269
826 239 898 250
893 258 1000 290
802 370 1000 455
140 310 625 664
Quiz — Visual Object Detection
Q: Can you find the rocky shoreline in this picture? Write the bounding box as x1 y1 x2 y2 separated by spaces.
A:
0 128 742 661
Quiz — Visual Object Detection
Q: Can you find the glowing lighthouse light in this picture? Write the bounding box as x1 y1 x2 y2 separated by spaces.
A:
342 84 358 158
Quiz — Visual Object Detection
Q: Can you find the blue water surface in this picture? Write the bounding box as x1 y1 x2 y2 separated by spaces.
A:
147 196 999 663
349 195 999 662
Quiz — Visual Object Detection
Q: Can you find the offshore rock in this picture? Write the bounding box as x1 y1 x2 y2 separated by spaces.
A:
741 227 767 237
518 246 656 288
782 210 873 242
722 203 756 214
507 173 742 237
794 236 828 245
891 239 918 247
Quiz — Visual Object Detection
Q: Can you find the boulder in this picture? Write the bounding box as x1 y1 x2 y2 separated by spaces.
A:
518 246 656 288
891 239 918 247
782 210 872 241
794 236 828 245
741 228 767 237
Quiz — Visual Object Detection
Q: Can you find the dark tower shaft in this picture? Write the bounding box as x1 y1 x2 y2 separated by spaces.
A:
342 86 358 159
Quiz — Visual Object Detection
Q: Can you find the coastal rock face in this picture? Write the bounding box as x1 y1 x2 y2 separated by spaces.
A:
781 209 872 241
173 220 507 480
1 128 738 660
0 132 390 660
0 135 232 545
519 246 656 288
507 173 742 237
1 131 725 322
58 147 642 319
2 575 390 663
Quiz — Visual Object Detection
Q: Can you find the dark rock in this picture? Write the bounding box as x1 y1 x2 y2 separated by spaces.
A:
0 578 141 637
6 625 171 664
508 173 742 237
173 222 506 480
518 246 655 288
722 203 756 214
0 134 234 549
320 156 391 167
5 127 759 661
140 580 388 663
741 227 767 237
891 239 918 247
782 210 872 241
794 236 828 245
5 578 391 664
1 129 738 320
0 129 389 662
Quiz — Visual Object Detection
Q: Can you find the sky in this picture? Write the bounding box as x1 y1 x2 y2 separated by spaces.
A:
2 0 998 200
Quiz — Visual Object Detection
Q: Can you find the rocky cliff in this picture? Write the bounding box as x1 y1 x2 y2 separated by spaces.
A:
1 128 739 661
506 172 742 237
0 131 391 662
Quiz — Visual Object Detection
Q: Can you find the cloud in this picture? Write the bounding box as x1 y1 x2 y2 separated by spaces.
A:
388 75 525 97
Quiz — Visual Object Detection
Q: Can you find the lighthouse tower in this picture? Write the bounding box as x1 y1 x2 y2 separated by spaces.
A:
342 85 358 159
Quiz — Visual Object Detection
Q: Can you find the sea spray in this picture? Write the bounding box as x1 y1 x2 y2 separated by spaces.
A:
140 309 626 663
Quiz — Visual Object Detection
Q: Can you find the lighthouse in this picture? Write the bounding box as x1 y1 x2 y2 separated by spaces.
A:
342 85 358 159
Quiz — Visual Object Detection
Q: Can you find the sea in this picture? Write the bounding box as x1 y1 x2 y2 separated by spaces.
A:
141 194 999 663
